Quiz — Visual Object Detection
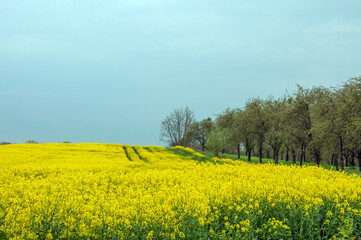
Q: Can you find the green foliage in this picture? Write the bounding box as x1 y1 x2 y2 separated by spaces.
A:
217 151 361 175
205 129 228 158
167 147 210 162
188 118 214 151
189 75 361 172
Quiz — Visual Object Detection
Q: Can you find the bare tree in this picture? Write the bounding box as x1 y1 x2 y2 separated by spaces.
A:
160 106 195 147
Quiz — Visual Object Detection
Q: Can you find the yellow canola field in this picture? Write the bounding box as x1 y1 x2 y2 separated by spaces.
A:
0 143 361 239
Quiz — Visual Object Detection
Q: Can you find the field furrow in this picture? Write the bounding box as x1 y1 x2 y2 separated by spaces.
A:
0 143 361 239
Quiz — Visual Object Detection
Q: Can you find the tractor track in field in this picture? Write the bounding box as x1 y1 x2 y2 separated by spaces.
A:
132 147 146 162
123 146 131 161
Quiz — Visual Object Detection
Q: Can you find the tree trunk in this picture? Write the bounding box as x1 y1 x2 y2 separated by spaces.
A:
314 151 321 167
275 153 278 165
247 150 251 162
286 149 289 162
334 154 339 171
222 148 225 154
202 144 205 152
237 146 240 159
300 144 305 167
303 150 306 163
339 136 345 172
259 141 263 164
292 143 296 165
350 152 356 167
331 156 334 166
357 150 361 173
345 156 349 167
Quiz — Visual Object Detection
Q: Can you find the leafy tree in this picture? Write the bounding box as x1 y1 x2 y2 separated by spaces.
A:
311 85 354 171
189 118 214 151
307 86 332 167
346 118 361 172
280 95 299 165
341 77 361 171
284 85 317 166
163 76 361 172
266 98 286 164
237 109 256 162
216 108 243 158
245 98 270 164
205 129 228 158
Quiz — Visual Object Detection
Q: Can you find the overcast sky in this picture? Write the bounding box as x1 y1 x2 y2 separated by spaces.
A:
1 0 360 146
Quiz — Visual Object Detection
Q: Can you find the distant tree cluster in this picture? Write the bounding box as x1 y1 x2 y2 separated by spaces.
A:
0 140 71 145
160 76 361 172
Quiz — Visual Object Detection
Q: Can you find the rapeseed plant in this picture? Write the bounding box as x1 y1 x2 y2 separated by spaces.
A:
0 143 360 239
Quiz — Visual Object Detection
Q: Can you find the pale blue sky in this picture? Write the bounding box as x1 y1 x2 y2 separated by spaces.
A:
1 0 360 146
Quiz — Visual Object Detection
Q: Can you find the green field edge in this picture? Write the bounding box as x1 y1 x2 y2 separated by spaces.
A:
197 150 361 176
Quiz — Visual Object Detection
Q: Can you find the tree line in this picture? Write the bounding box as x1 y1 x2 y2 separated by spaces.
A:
160 76 361 172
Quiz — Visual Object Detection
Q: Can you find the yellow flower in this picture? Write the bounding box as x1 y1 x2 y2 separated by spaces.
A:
340 208 345 214
170 232 176 240
1 143 361 239
146 230 155 239
199 217 205 226
45 233 53 240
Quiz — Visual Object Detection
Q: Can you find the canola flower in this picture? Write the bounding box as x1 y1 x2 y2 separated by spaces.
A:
0 143 361 239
